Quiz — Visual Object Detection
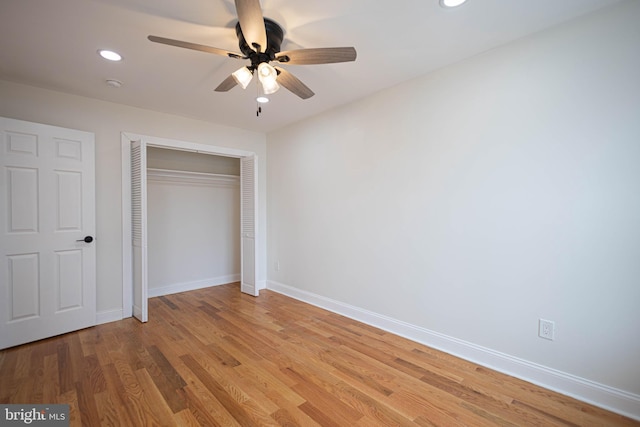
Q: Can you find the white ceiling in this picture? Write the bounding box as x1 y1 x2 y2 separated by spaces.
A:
0 0 622 133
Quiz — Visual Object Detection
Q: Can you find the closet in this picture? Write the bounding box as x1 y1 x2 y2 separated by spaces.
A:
125 133 258 322
146 147 241 297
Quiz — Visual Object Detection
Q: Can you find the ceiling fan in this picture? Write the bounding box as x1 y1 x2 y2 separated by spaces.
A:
148 0 357 100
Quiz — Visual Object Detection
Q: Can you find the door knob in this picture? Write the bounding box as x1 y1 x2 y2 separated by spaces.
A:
76 236 94 243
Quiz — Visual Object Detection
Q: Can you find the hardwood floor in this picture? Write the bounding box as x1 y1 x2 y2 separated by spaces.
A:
1 283 637 426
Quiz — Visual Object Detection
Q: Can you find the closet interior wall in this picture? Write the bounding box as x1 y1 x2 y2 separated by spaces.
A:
146 147 241 297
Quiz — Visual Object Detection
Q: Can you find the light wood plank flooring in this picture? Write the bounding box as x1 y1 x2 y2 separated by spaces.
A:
1 283 637 426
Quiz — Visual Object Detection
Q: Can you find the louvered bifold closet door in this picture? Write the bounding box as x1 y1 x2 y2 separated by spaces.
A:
240 155 258 296
131 140 148 321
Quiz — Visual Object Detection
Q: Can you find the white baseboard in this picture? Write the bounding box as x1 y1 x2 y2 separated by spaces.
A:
241 283 256 296
266 280 640 421
148 274 240 298
96 308 123 325
132 304 143 320
243 279 269 296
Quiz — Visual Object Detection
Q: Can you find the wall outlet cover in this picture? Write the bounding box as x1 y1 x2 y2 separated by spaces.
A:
539 319 555 340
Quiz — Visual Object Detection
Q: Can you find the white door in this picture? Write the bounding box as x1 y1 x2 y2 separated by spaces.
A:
0 117 96 349
240 155 258 296
130 140 148 322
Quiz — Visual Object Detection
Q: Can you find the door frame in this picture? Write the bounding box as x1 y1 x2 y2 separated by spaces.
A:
120 132 260 319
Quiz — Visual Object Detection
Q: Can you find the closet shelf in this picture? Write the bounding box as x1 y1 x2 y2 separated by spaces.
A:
147 168 240 188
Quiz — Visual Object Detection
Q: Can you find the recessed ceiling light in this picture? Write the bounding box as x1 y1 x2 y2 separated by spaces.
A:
106 79 123 88
98 49 122 61
256 96 269 104
440 0 468 8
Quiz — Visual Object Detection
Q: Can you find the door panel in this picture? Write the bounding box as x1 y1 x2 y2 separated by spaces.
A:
240 155 258 296
131 140 148 322
56 171 82 230
7 167 39 233
56 249 83 310
7 253 39 320
0 117 96 349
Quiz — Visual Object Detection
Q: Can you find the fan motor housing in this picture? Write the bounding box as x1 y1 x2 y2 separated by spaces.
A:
236 18 284 64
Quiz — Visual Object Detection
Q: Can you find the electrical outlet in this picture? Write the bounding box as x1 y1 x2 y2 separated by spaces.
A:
538 319 555 340
275 261 280 271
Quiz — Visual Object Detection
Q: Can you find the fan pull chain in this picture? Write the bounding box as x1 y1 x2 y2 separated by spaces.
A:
256 84 264 117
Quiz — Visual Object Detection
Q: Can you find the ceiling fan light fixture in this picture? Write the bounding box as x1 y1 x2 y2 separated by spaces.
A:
232 66 253 89
257 62 280 94
148 1 356 102
261 79 280 95
440 0 468 8
257 62 276 79
256 96 269 103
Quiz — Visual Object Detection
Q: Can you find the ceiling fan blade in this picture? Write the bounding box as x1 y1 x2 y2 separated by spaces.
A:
275 47 357 65
148 35 244 59
274 66 314 99
234 0 267 53
214 75 239 92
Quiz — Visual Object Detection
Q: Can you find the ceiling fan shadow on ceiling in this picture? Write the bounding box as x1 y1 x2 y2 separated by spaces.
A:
148 0 357 102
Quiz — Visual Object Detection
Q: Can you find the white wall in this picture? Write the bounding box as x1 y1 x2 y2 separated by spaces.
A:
0 82 267 317
147 146 241 175
147 170 240 296
146 148 241 295
267 0 640 416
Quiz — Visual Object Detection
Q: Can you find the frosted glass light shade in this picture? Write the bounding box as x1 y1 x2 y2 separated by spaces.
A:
257 63 280 94
232 67 253 89
261 79 280 95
